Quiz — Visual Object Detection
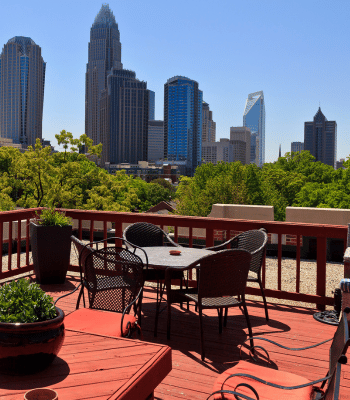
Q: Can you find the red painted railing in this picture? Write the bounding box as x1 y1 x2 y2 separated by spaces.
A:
0 208 347 309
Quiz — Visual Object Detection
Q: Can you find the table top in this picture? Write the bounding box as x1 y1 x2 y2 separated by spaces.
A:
136 246 215 270
0 329 172 400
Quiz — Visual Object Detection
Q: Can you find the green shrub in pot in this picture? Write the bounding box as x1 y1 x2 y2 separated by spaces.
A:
0 279 57 323
30 208 73 284
0 278 65 375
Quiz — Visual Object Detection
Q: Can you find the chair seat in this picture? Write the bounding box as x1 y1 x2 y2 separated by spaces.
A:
65 308 137 337
181 291 241 308
213 360 316 400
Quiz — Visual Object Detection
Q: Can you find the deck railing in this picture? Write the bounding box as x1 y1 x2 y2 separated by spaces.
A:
0 207 347 309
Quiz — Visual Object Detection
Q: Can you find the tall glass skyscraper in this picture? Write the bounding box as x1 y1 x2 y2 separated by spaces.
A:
164 76 203 175
85 4 123 145
243 91 265 167
0 36 46 147
148 90 155 120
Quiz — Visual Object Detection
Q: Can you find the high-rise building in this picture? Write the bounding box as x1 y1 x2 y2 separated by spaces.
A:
100 69 149 165
148 120 164 162
291 141 304 153
85 4 123 146
149 90 155 121
0 36 46 147
243 91 265 167
230 127 251 165
164 76 203 175
304 108 337 167
202 138 246 165
202 101 216 142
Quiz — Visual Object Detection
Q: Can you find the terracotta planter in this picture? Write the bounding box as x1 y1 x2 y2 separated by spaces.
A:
0 307 65 375
24 388 58 400
30 222 72 284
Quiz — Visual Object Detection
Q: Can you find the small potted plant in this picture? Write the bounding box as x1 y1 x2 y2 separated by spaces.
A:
30 208 72 284
0 278 65 375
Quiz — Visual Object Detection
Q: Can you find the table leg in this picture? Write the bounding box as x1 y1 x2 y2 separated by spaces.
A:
165 268 172 340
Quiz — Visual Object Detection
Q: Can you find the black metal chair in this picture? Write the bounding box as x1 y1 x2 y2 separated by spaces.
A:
208 308 350 400
177 249 253 361
55 236 146 338
207 229 269 321
123 222 185 334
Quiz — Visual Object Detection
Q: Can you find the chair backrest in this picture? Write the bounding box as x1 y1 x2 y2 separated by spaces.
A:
230 229 268 275
123 222 171 247
84 246 144 313
71 235 94 273
197 249 252 299
324 308 350 399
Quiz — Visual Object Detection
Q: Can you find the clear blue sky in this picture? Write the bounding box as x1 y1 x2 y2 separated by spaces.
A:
1 0 349 163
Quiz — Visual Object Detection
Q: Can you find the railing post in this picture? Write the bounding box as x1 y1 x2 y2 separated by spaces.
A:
344 224 350 279
316 236 327 311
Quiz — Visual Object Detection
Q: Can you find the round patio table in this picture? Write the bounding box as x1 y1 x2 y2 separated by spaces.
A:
135 246 215 339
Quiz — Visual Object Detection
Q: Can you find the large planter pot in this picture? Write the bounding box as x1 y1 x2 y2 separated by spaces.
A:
0 307 65 375
30 222 72 284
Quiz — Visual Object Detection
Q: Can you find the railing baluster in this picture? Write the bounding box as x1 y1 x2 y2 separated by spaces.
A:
8 220 12 271
174 226 178 243
189 227 193 248
296 234 301 293
316 236 327 311
17 219 21 269
26 218 30 267
90 220 94 243
278 233 282 291
206 228 214 248
0 221 3 273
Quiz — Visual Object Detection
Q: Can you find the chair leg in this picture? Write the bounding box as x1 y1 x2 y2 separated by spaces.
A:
224 307 228 327
257 277 269 321
217 308 223 334
199 307 205 361
241 296 254 352
154 279 161 337
76 285 84 309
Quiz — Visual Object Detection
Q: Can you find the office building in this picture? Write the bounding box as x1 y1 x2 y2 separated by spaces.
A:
149 90 155 120
0 36 46 147
243 91 265 167
202 101 216 142
336 159 345 170
230 127 251 165
148 120 164 162
164 76 203 175
85 4 123 146
202 138 246 165
100 69 149 165
304 108 337 167
291 141 304 153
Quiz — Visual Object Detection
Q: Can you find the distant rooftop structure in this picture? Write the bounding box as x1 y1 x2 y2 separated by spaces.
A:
92 3 117 27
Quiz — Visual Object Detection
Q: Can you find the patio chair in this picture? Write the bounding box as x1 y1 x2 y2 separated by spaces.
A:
177 249 253 361
123 222 185 334
55 236 145 338
208 307 350 400
206 229 269 321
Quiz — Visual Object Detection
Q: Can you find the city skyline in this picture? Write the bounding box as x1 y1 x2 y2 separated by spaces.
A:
0 1 349 163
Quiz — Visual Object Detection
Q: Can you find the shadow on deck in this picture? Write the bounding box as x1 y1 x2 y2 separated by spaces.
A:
35 276 350 399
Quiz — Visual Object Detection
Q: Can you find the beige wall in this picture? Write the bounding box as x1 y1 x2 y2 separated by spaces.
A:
286 207 350 226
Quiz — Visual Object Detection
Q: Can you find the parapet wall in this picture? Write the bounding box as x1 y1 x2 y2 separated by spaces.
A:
286 207 350 226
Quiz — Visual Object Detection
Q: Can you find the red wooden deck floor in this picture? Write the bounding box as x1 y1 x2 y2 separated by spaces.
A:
43 275 350 400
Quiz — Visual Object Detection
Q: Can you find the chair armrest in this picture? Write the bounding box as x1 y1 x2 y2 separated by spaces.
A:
207 389 258 400
243 336 332 352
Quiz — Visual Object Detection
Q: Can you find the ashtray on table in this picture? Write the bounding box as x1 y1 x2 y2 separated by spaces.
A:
169 250 181 256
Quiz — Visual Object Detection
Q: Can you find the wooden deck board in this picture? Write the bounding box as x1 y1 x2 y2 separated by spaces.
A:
41 276 350 399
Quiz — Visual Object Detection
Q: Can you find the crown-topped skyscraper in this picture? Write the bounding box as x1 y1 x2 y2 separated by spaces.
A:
85 4 123 145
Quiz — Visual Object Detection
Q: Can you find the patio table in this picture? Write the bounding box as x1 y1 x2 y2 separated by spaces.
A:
136 246 215 339
0 329 171 400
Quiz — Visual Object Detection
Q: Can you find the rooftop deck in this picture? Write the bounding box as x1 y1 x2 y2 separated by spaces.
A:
14 275 349 400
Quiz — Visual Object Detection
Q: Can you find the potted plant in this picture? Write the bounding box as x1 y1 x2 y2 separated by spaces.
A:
0 279 65 375
30 208 72 284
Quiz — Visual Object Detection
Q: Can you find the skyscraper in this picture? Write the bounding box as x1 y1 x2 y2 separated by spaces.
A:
149 90 155 121
148 120 164 162
243 91 265 167
164 76 203 175
230 127 251 165
85 4 123 146
304 108 337 167
100 69 149 165
202 101 216 142
291 141 304 153
0 36 46 147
